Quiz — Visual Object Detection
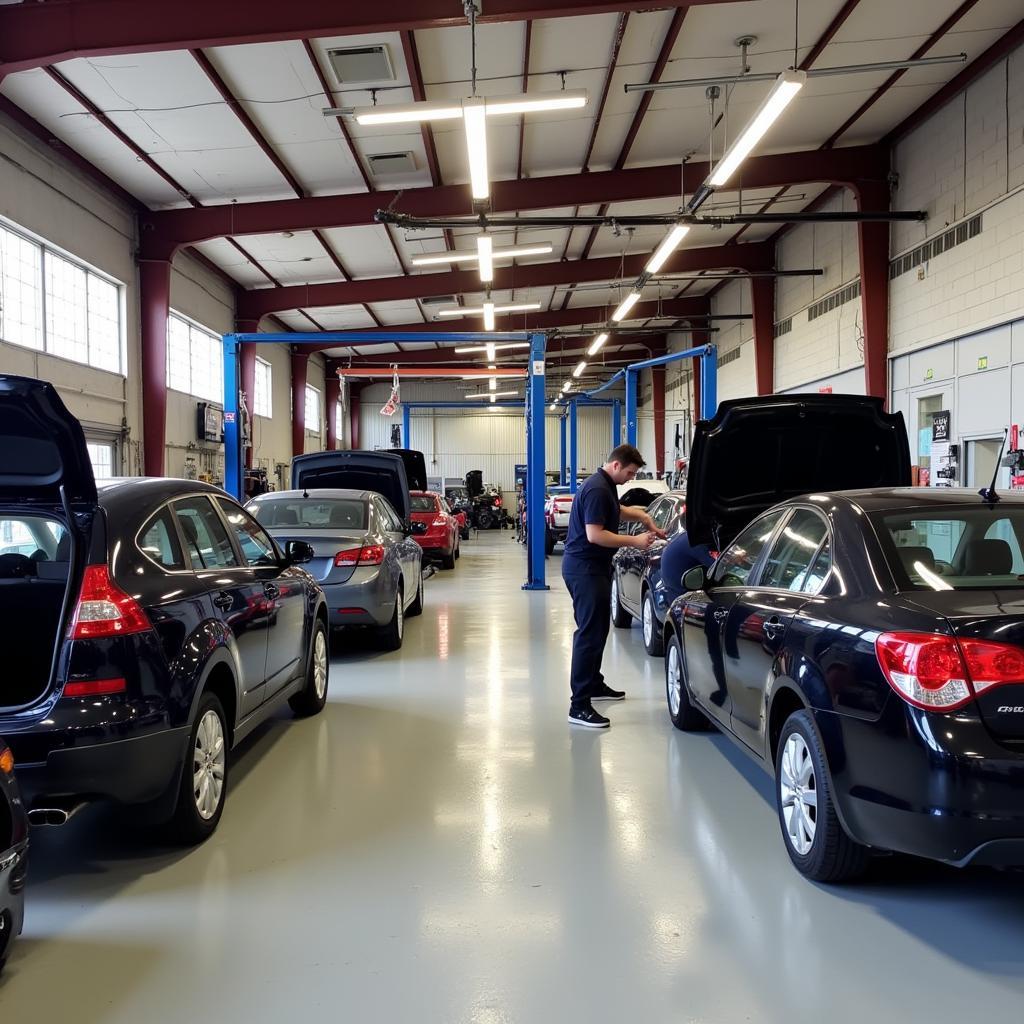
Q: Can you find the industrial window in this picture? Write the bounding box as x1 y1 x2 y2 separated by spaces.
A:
304 385 321 433
0 220 124 374
335 400 343 445
253 357 272 418
86 441 115 480
166 312 224 403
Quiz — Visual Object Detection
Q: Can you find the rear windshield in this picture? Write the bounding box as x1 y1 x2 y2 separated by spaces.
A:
0 513 68 575
873 507 1024 590
250 497 367 531
410 495 437 512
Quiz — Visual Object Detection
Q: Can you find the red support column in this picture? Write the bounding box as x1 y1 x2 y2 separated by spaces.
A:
237 337 257 469
349 384 363 450
291 349 308 458
855 179 891 404
750 276 775 396
139 259 171 476
652 366 666 475
325 365 340 451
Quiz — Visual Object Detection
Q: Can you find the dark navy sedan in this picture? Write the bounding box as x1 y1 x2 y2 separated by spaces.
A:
663 394 1024 881
0 376 329 844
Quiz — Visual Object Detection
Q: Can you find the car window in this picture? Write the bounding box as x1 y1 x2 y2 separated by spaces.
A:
173 496 240 570
249 497 367 530
138 506 186 570
759 509 829 591
650 499 675 532
0 514 66 560
799 536 832 595
377 497 404 532
410 494 437 513
216 498 279 568
709 510 785 588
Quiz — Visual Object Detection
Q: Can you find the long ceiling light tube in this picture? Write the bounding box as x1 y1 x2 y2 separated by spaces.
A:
476 234 494 282
351 90 588 124
483 302 496 331
572 361 587 379
411 242 554 267
467 390 518 399
644 223 690 275
437 302 542 318
453 342 533 353
611 291 642 322
464 100 490 201
587 333 609 356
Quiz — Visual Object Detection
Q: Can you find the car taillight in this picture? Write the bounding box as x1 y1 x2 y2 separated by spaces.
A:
334 545 385 567
70 564 150 640
0 746 13 775
63 677 128 698
432 517 447 527
494 497 502 506
875 631 1024 711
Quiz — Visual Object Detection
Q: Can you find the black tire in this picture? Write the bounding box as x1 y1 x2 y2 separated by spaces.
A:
378 586 405 650
289 618 329 717
610 575 632 628
407 570 424 616
477 508 495 530
441 542 456 570
642 589 665 656
775 710 870 883
166 692 229 845
665 632 709 731
454 538 460 561
545 529 556 556
461 527 471 541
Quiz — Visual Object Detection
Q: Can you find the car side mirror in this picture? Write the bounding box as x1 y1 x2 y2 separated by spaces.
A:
682 565 707 592
285 540 314 565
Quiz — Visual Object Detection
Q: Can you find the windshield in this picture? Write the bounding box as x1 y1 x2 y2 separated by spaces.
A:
873 507 1024 591
250 497 367 531
411 495 438 513
446 488 468 500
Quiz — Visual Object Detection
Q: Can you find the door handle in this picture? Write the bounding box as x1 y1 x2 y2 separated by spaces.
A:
713 607 729 623
213 592 233 611
762 616 785 639
263 583 280 600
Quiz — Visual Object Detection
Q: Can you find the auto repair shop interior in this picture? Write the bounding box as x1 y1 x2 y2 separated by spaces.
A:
2 0 1024 1020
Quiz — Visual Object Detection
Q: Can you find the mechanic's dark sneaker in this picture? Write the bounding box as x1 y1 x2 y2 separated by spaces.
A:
568 706 610 729
592 684 625 702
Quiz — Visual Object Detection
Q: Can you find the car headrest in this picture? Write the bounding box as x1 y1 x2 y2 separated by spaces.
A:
963 538 1013 575
329 505 353 527
897 546 935 575
55 534 72 561
277 508 299 525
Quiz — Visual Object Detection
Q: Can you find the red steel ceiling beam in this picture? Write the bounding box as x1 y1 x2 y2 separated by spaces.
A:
237 243 771 319
0 1 744 78
138 144 888 257
318 338 662 365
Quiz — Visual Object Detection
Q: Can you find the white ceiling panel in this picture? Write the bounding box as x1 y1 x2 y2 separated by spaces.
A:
1 68 186 207
370 300 425 326
415 21 527 93
301 305 379 330
226 230 342 285
191 238 275 288
321 224 405 278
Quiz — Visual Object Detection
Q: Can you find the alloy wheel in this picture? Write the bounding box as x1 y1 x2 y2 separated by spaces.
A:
780 733 817 855
193 710 226 821
611 579 619 617
667 642 682 717
313 629 328 700
643 596 654 645
396 593 404 639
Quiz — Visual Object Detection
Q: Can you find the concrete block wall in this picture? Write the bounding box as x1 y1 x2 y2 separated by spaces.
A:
711 280 755 401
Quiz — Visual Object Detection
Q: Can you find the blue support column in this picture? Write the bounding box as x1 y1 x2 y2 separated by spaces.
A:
402 403 411 448
612 399 622 448
700 347 718 420
524 332 548 590
559 414 567 485
625 369 639 447
569 400 579 494
223 334 243 500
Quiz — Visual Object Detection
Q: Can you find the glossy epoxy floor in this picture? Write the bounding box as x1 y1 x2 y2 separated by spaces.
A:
4 534 1024 1021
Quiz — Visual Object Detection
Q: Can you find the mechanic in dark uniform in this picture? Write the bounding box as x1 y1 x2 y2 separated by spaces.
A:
562 444 665 729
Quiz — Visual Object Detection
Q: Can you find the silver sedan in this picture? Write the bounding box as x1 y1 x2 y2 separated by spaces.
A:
247 489 423 650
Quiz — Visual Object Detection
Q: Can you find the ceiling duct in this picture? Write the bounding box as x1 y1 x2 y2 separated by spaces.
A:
368 152 418 176
326 45 396 85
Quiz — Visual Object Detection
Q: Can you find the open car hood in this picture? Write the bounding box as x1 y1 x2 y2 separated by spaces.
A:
685 394 911 547
0 375 97 507
291 451 411 521
386 448 428 491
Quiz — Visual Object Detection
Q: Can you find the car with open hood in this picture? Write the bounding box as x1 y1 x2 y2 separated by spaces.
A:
0 740 28 973
0 375 330 845
658 394 1024 881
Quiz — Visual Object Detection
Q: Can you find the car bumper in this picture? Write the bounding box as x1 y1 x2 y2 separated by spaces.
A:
820 705 1024 866
320 574 394 627
0 840 28 966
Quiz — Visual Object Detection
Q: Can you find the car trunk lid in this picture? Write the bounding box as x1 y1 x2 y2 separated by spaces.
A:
386 449 428 491
685 394 911 547
265 528 369 584
291 451 411 521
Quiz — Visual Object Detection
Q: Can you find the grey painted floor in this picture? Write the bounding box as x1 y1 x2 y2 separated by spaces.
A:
3 533 1024 1021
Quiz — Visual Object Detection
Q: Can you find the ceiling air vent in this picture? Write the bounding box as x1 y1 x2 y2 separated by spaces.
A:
368 152 418 176
326 45 396 85
421 295 459 307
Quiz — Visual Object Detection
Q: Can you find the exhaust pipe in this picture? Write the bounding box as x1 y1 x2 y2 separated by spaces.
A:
28 800 89 827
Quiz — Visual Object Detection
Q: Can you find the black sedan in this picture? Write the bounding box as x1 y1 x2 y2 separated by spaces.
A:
665 394 1024 881
611 490 687 655
0 375 329 844
0 741 28 972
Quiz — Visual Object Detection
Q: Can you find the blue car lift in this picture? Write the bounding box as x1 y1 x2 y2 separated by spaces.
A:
221 331 551 591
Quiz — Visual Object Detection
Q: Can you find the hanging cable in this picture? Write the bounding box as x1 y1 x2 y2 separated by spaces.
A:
465 1 479 97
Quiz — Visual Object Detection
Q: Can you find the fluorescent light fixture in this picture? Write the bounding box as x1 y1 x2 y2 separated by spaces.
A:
587 332 609 357
489 377 497 391
411 243 553 267
483 302 496 331
549 403 558 411
490 395 496 404
453 342 532 353
708 69 806 188
437 302 541 318
561 381 572 393
477 234 494 282
485 342 496 361
645 223 691 275
572 361 587 378
464 101 490 201
353 99 464 125
484 90 588 116
611 291 642 322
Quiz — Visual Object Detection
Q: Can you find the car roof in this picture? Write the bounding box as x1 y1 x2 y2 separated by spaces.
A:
810 487 1024 513
251 488 372 502
95 477 229 516
410 490 440 498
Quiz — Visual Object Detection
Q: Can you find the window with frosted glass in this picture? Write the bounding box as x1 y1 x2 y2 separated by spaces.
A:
0 225 43 350
304 385 321 433
254 357 272 417
166 312 224 403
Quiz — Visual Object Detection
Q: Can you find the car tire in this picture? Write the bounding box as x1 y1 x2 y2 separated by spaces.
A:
166 692 229 845
378 586 405 650
611 576 632 628
441 543 456 570
407 570 424 616
289 618 329 718
454 537 461 561
477 508 494 530
461 527 471 541
642 589 664 656
545 529 556 556
665 632 709 731
775 710 870 883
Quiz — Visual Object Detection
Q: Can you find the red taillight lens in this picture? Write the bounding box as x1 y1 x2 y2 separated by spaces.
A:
0 747 13 775
70 565 150 640
494 497 502 506
334 545 385 567
432 517 447 527
63 677 128 698
877 631 1024 711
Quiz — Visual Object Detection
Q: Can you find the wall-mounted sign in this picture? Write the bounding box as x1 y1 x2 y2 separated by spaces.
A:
925 368 934 380
978 356 988 370
932 410 951 442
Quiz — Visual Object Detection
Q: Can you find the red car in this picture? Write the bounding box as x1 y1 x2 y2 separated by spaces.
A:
409 491 460 569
